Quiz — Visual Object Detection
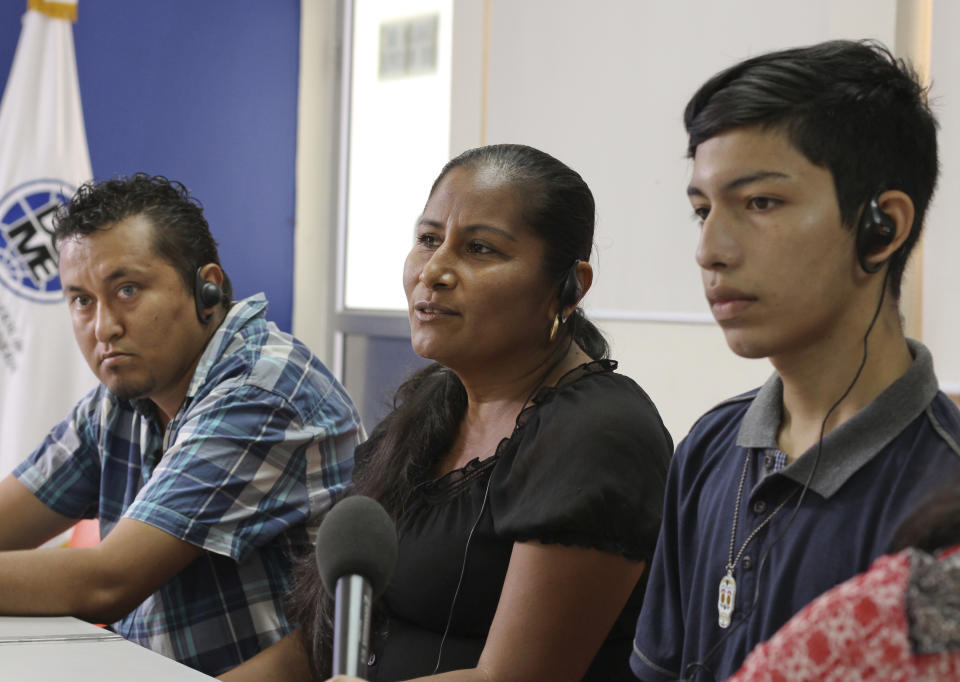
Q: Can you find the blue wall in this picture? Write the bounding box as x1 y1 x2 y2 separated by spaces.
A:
0 1 300 331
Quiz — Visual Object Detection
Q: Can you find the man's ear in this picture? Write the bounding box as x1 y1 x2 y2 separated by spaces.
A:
197 262 225 289
194 263 225 324
860 190 914 271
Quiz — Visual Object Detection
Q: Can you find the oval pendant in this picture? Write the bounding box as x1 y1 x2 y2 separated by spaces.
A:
718 572 736 629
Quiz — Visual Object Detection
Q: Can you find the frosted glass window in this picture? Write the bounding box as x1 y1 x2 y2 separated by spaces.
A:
344 0 453 311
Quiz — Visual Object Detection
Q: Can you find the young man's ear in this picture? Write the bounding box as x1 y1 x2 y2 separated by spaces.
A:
861 190 914 271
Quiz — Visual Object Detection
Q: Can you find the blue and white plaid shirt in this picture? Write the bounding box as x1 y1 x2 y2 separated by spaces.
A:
15 294 361 676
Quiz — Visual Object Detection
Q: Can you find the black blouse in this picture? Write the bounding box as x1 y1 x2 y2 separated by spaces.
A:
369 361 672 681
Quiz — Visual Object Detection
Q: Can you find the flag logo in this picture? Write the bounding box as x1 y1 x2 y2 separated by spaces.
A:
0 178 73 303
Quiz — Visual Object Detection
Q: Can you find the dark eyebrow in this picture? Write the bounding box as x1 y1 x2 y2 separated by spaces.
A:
103 267 142 283
687 170 791 198
64 267 146 293
417 219 518 242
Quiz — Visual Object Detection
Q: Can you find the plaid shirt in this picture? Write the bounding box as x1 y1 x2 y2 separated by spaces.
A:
15 295 361 676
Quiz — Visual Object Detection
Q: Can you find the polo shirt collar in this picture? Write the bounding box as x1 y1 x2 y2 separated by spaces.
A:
185 293 268 399
736 339 939 498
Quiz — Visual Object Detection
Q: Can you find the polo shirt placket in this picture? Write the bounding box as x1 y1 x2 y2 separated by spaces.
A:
722 456 799 632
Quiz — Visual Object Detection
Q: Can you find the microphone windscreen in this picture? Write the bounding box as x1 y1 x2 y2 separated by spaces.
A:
315 495 398 597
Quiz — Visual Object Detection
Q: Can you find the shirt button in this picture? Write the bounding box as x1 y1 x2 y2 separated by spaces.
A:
752 500 767 514
368 653 376 666
742 555 753 570
763 454 774 471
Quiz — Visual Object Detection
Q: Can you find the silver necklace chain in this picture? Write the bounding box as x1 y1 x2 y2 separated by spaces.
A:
717 449 799 628
725 449 798 574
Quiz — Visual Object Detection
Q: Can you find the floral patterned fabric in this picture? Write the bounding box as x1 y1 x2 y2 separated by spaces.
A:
729 547 960 681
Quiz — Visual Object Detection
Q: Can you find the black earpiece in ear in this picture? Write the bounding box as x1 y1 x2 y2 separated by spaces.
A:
194 267 223 324
558 260 582 310
856 196 896 274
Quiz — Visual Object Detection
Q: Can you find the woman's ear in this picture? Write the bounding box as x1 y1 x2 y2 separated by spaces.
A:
562 261 593 320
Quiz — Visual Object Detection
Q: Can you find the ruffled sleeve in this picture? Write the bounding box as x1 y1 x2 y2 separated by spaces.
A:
489 364 672 562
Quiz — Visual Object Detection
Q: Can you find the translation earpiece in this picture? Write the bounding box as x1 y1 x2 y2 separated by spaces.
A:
856 196 896 274
194 266 223 324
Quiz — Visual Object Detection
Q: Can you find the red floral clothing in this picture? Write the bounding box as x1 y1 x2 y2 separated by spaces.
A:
728 547 960 681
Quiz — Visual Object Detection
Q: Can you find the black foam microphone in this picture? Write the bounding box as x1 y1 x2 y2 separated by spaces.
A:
315 495 398 679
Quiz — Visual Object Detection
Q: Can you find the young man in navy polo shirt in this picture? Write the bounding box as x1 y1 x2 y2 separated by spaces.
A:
631 41 960 682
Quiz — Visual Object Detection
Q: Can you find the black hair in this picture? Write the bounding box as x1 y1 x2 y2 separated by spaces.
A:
54 173 233 308
890 474 960 554
685 39 939 299
287 143 608 679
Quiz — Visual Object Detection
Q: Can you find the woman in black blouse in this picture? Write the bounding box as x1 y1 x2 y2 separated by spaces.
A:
221 144 672 682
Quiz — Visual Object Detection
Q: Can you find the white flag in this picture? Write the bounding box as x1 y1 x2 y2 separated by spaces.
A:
0 0 95 477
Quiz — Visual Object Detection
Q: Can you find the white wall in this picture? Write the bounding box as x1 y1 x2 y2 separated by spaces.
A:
926 2 960 394
462 0 914 441
480 0 896 318
298 0 958 443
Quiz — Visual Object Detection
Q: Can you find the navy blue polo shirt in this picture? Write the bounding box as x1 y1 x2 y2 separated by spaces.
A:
631 340 960 682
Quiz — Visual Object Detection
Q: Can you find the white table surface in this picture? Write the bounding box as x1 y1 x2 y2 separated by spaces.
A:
0 615 113 641
0 616 214 681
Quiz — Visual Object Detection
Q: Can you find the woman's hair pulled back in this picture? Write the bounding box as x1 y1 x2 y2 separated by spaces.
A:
288 144 608 679
431 143 607 359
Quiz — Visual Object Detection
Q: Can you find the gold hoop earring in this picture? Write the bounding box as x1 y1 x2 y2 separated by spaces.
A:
549 313 561 342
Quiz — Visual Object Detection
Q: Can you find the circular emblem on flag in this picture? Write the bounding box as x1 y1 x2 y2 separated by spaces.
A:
0 179 75 303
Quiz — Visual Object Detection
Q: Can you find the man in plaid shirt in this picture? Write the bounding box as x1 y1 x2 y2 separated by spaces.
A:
0 174 362 676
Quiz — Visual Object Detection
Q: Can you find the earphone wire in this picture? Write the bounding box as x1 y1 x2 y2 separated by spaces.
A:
681 267 891 682
431 469 494 674
431 336 577 674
